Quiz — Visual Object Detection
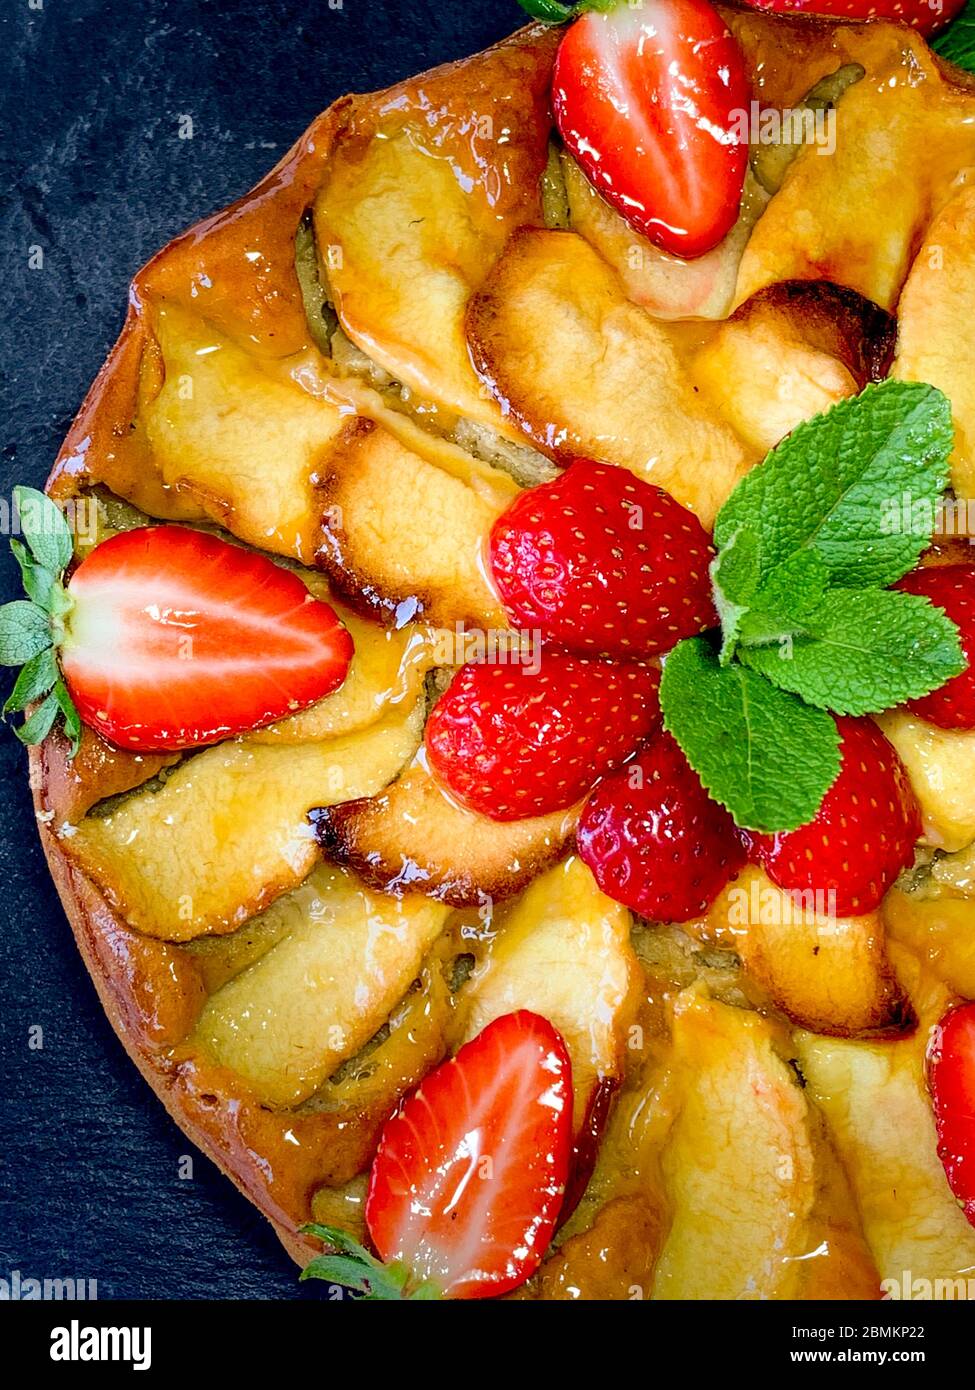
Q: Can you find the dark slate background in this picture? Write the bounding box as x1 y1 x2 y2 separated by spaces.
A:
0 0 527 1301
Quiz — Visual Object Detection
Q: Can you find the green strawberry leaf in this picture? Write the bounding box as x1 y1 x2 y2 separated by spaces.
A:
14 485 73 576
933 2 975 74
3 647 58 715
516 0 617 20
739 589 965 717
298 1223 442 1301
0 601 53 665
13 691 60 747
10 539 56 611
713 381 953 590
53 679 82 756
660 636 841 834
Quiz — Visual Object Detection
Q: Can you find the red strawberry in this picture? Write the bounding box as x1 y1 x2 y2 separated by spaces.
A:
895 564 975 729
740 0 964 38
578 726 746 922
927 1002 975 1229
365 1011 573 1299
488 460 717 661
552 0 749 258
61 526 352 750
424 655 660 821
745 716 921 917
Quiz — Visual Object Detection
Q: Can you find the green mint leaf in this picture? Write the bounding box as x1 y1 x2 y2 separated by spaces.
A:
13 691 60 747
660 636 841 833
713 381 953 590
934 2 975 73
13 485 73 576
738 589 965 716
3 648 58 715
711 527 760 662
53 679 82 756
735 550 832 649
0 601 53 665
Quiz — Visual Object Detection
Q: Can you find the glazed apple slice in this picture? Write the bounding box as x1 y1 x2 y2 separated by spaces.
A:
700 865 914 1037
796 970 975 1286
65 697 424 941
894 184 975 504
466 227 749 526
314 764 580 908
195 864 450 1107
316 418 510 630
875 710 975 852
454 857 641 1133
692 280 894 455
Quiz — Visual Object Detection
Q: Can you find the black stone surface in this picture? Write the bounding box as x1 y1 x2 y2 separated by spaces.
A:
0 0 527 1301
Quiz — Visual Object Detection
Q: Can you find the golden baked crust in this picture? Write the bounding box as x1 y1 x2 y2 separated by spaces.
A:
30 11 975 1295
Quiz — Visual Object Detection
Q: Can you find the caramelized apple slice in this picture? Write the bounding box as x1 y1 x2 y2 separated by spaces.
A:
884 888 975 1001
64 698 424 941
894 183 975 503
796 973 975 1288
316 418 509 629
142 304 345 564
652 991 817 1299
734 26 975 311
875 710 975 852
313 27 556 435
466 228 749 526
454 857 640 1130
692 281 894 456
563 154 769 322
700 865 913 1037
315 763 579 908
195 864 450 1107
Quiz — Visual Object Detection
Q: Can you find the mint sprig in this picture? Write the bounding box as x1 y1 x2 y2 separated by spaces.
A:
299 1223 442 1301
0 486 81 753
661 381 964 833
933 2 975 75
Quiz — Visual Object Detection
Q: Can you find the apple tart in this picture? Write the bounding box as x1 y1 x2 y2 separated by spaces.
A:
14 4 975 1299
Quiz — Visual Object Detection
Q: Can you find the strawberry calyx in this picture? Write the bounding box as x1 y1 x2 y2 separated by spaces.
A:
0 487 82 752
299 1224 443 1302
517 0 617 22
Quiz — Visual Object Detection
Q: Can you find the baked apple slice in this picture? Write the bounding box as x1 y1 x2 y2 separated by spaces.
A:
875 710 975 852
692 280 895 455
316 418 510 628
314 764 579 908
63 697 424 941
195 863 450 1107
313 26 557 436
466 227 749 526
452 856 640 1132
894 183 975 504
698 865 914 1037
796 969 975 1287
884 887 975 1002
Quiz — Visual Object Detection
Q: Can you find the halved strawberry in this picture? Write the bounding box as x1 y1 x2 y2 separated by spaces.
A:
1 509 353 753
424 655 661 821
740 0 964 38
363 1011 573 1299
744 716 921 917
895 564 975 729
927 1002 975 1229
579 726 746 922
551 0 749 258
489 460 718 660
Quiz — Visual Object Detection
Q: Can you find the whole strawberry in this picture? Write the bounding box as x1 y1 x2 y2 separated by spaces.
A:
895 564 975 729
745 716 921 917
424 655 660 821
578 727 746 922
488 460 717 660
